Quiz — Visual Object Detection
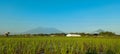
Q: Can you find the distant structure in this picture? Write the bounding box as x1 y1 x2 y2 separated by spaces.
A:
66 34 81 37
4 32 10 37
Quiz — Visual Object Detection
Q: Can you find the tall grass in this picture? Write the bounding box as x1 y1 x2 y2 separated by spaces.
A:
0 37 120 54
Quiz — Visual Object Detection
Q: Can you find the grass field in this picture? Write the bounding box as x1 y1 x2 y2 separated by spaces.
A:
0 36 120 54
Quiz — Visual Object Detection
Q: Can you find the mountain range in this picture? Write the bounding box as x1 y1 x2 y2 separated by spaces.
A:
24 27 63 34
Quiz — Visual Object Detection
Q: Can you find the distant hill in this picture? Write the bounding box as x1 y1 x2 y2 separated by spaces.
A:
24 27 63 34
91 29 104 34
95 29 104 33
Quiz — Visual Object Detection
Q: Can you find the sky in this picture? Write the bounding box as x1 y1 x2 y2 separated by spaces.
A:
0 0 120 34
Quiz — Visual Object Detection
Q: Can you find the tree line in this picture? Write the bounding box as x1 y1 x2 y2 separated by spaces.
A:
0 31 119 37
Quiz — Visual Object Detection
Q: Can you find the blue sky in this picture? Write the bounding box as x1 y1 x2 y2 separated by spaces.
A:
0 0 120 34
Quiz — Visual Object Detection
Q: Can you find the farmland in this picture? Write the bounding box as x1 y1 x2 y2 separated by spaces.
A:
0 36 120 54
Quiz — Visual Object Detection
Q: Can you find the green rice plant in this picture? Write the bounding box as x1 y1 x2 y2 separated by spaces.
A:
0 36 120 54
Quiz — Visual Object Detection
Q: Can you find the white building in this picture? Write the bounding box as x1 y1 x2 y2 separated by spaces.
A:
66 34 81 37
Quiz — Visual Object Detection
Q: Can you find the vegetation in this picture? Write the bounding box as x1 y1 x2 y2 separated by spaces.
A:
0 36 120 54
5 31 116 37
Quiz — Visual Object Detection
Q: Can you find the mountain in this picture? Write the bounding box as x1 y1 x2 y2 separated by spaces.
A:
91 29 104 34
90 29 104 34
24 27 63 34
95 29 104 33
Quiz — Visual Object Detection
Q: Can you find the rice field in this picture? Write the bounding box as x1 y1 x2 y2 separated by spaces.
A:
0 36 120 54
